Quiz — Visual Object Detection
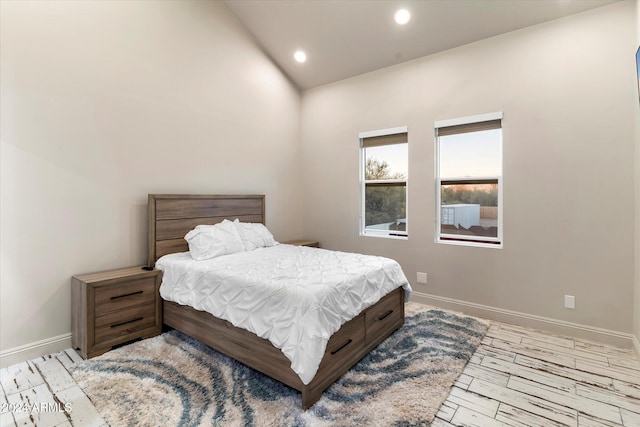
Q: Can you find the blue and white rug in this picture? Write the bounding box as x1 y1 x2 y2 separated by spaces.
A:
71 303 488 426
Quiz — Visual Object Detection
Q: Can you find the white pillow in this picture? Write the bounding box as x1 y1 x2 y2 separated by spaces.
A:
233 220 278 251
184 219 245 261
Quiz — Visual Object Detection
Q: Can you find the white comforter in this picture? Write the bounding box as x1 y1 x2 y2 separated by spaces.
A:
156 244 412 385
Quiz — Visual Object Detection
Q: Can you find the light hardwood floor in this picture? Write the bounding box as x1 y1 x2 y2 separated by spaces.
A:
1 317 639 426
435 321 640 427
0 348 106 427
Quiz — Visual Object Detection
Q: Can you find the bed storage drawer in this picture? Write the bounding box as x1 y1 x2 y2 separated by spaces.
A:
365 287 404 344
317 314 365 372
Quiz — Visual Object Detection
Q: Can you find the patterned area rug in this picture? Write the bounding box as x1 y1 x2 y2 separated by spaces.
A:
70 303 488 426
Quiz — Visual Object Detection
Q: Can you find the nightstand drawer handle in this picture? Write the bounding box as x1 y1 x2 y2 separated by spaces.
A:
330 339 353 355
378 310 393 321
110 317 143 328
111 290 144 300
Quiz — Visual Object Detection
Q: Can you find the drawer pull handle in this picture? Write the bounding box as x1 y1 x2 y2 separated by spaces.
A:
111 291 144 300
110 317 143 328
378 310 393 321
331 339 353 355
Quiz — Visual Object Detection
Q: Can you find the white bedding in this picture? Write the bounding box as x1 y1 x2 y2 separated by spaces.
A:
156 244 412 385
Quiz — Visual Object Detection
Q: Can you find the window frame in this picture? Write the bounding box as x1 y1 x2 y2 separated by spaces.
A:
434 112 503 248
359 126 409 239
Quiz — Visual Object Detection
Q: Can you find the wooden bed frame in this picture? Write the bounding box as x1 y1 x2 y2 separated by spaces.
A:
147 194 405 409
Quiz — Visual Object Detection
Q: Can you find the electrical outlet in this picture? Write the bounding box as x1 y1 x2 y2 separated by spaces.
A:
417 272 428 284
564 295 575 309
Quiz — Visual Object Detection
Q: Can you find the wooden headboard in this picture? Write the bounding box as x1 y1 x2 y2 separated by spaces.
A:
147 194 265 267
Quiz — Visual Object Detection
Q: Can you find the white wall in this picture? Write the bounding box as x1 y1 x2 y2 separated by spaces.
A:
0 0 302 361
302 2 637 341
634 0 640 356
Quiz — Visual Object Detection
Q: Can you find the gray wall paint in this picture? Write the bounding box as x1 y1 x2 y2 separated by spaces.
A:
301 2 637 334
0 0 302 351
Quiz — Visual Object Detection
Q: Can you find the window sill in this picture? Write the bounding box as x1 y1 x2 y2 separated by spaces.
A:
360 232 408 240
436 238 502 249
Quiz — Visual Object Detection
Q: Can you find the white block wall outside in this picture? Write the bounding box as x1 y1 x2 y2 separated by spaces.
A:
441 204 481 229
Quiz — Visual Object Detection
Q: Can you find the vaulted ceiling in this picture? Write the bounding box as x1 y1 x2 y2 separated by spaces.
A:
224 0 618 90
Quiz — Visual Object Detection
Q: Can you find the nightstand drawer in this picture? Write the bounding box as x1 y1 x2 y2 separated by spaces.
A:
94 302 156 342
94 277 156 315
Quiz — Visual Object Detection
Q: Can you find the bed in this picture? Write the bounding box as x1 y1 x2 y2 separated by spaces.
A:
147 194 410 409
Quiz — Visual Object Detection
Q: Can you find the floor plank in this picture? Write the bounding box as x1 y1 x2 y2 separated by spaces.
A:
0 363 44 396
576 359 640 386
436 400 458 422
450 406 512 427
491 338 577 368
609 357 640 372
0 390 14 427
520 337 608 363
432 417 456 427
573 340 637 360
577 413 625 427
495 403 568 427
462 362 510 388
454 373 473 391
620 407 640 427
61 350 83 366
31 359 75 395
446 385 500 418
485 329 523 345
54 386 106 427
480 355 576 393
496 324 575 349
475 344 517 363
514 354 614 389
4 383 69 426
575 383 640 415
612 379 640 400
467 377 578 426
506 376 623 424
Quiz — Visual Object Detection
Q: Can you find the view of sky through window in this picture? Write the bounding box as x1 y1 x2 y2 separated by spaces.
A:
439 129 501 179
364 144 408 178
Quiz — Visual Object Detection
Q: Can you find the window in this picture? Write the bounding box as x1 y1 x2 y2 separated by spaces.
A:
360 127 408 238
435 112 503 247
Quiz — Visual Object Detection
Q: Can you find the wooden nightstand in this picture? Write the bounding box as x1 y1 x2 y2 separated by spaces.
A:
71 266 162 359
283 240 320 248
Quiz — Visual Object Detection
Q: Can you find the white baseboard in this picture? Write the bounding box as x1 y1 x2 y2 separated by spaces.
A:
633 334 640 361
0 333 72 369
412 291 635 349
2 302 637 368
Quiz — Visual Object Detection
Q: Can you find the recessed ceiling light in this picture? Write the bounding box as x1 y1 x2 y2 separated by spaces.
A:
394 9 411 25
294 50 307 63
